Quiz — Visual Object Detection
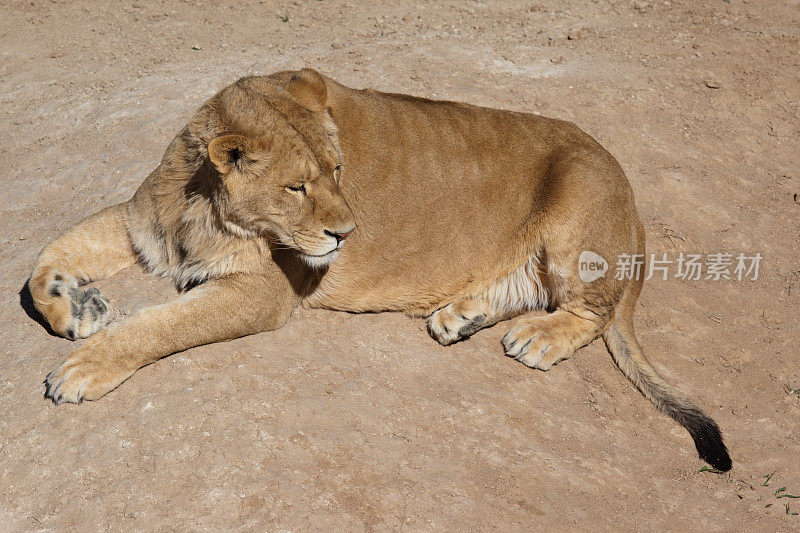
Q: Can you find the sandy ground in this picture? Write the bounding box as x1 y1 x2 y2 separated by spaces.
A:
1 0 799 530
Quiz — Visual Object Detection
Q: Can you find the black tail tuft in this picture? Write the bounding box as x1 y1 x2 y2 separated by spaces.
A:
643 374 733 472
604 321 732 472
681 409 732 471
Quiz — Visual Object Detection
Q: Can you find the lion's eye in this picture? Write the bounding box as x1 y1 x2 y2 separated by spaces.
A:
286 184 306 194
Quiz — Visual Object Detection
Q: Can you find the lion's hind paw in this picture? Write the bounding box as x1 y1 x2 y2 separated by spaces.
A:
427 299 490 345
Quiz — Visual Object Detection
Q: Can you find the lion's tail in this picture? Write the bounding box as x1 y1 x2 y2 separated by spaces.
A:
602 277 732 471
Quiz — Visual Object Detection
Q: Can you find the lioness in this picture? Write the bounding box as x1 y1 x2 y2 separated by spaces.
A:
29 68 731 471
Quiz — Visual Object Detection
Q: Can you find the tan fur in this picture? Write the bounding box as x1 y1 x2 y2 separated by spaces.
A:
29 68 730 469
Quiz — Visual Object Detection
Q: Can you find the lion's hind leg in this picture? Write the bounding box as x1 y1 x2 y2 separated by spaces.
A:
502 308 603 370
500 252 617 370
29 203 136 339
427 254 551 345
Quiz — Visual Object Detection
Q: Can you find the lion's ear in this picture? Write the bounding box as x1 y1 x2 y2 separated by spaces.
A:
286 68 328 112
208 134 255 174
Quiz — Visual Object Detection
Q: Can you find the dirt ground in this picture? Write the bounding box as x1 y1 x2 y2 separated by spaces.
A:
1 0 798 530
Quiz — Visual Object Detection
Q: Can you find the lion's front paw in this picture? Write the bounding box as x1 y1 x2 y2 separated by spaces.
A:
46 276 111 340
71 286 111 339
502 318 576 370
45 348 130 405
427 299 490 345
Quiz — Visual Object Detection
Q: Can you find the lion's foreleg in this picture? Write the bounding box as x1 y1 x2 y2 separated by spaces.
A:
44 270 298 404
28 202 137 339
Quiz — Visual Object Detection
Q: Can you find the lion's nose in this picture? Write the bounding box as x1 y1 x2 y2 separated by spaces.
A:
325 227 354 244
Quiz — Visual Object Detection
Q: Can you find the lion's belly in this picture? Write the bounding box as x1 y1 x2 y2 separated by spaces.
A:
302 175 538 316
305 241 550 318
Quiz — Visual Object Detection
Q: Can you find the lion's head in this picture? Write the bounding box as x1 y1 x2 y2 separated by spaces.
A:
205 69 355 269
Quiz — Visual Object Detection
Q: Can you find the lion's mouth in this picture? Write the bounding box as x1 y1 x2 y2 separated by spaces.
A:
289 233 341 268
298 249 339 269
